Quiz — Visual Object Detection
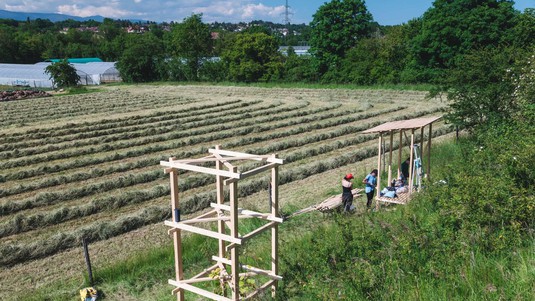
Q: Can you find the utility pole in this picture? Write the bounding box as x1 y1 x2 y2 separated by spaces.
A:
284 0 291 26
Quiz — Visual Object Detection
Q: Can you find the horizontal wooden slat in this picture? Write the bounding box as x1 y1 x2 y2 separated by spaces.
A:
165 221 242 245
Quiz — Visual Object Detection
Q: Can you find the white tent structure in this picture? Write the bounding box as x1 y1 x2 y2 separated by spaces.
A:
0 62 121 88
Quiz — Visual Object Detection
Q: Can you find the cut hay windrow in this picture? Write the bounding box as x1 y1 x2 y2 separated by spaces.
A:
0 124 454 266
0 100 283 158
0 103 347 173
0 99 247 147
0 108 447 237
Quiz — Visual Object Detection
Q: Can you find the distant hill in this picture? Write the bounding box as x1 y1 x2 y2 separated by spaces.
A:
0 9 146 23
0 9 104 22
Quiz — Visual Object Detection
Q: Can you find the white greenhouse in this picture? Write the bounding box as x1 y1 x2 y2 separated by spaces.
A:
0 62 121 88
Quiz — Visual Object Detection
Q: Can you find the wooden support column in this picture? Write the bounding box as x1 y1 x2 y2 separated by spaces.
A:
229 166 239 301
169 164 184 301
375 132 382 210
427 123 433 179
408 130 415 194
215 146 226 261
420 126 425 175
388 130 393 185
398 130 403 179
271 159 279 298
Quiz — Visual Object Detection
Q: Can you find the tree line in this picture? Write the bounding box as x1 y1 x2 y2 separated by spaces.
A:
1 0 533 87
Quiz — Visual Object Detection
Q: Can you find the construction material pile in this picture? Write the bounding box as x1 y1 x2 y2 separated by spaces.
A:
289 188 364 218
0 90 51 102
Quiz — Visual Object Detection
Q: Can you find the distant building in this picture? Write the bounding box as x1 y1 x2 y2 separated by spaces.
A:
46 58 103 64
0 61 121 88
278 46 311 56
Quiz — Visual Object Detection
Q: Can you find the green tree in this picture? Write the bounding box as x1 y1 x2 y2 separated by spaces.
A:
222 32 282 82
309 0 372 72
443 47 521 130
168 14 213 81
45 59 80 88
116 33 164 83
411 0 518 72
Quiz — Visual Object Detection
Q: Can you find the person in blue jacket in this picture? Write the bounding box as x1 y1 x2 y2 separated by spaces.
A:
362 169 378 209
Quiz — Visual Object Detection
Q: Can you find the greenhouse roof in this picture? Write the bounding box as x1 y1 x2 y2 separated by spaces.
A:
46 58 103 63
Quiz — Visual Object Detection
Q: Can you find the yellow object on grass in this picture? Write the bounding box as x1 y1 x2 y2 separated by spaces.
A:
79 287 98 301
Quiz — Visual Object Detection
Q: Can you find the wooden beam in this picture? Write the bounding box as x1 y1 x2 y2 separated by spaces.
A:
212 256 283 281
427 123 433 179
209 148 284 164
271 162 279 298
398 129 403 179
169 168 184 301
215 145 226 261
420 126 425 177
229 166 239 301
388 130 393 184
375 132 382 210
165 221 242 245
210 203 283 223
409 129 415 194
213 152 235 170
224 163 278 185
243 280 276 301
169 279 232 301
225 222 277 250
160 160 241 179
180 216 231 224
174 155 275 164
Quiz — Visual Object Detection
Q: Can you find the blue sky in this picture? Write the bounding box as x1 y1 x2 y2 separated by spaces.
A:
0 0 532 25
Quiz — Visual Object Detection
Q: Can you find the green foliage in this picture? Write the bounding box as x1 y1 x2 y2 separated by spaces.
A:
44 59 80 88
443 46 522 129
167 14 213 81
411 0 518 72
309 0 372 75
222 32 283 82
116 33 164 83
279 112 534 299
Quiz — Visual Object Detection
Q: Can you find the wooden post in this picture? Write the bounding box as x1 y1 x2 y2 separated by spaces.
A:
375 132 382 210
169 165 184 301
427 123 433 179
420 126 425 175
408 130 415 194
397 130 403 179
271 160 279 298
388 130 393 185
215 146 226 260
229 166 239 301
82 238 93 286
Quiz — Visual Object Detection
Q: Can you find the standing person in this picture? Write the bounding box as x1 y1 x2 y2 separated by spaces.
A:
401 157 410 183
342 174 354 212
362 169 378 209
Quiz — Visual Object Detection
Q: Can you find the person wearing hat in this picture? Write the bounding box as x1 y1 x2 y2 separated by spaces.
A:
342 173 354 212
362 169 378 209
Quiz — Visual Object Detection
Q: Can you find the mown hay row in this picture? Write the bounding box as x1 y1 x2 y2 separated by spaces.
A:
0 99 246 146
0 124 454 267
0 101 283 157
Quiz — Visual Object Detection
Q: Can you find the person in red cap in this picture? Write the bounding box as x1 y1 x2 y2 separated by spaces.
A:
342 173 354 212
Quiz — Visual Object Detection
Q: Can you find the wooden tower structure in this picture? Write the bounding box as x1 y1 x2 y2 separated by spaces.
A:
160 146 284 301
362 116 442 208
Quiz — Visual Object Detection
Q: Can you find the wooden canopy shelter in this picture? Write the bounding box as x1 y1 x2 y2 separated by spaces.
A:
160 146 284 301
362 116 442 207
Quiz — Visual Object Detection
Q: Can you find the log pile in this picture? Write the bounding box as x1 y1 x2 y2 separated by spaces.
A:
0 90 51 102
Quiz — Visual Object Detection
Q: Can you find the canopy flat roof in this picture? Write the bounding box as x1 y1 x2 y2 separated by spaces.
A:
362 116 442 133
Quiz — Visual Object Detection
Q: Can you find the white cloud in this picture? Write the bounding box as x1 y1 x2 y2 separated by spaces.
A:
57 4 142 18
241 3 285 19
1 1 293 23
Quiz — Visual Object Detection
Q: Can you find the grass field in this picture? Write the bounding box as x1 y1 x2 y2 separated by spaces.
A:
0 84 452 299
